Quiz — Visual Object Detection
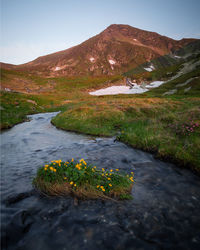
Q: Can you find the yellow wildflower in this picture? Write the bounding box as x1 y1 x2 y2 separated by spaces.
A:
70 181 73 185
45 165 49 168
74 184 77 187
107 177 111 180
80 159 87 165
64 177 67 179
97 185 100 188
110 169 113 172
131 172 134 175
75 164 81 170
102 173 104 176
102 168 105 172
115 169 119 171
71 158 74 162
109 184 112 187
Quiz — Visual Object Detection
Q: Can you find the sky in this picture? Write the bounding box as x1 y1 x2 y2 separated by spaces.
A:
1 0 200 65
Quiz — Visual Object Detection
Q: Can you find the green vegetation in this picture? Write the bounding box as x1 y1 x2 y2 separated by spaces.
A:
0 73 121 129
51 95 200 172
1 57 200 174
33 159 134 199
51 66 200 173
0 91 62 129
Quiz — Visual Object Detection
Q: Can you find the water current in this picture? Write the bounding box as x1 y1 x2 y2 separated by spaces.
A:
1 112 200 250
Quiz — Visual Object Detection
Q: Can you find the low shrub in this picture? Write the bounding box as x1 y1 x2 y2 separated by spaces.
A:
33 159 134 200
167 121 199 136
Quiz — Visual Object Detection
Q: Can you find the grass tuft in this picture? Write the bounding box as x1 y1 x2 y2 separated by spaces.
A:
33 159 134 200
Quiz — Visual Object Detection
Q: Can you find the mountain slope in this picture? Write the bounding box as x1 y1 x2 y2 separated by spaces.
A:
1 24 197 76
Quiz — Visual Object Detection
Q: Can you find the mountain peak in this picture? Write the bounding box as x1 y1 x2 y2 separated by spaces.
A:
2 24 197 76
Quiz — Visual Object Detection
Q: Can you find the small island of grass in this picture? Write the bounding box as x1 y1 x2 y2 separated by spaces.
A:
33 159 134 200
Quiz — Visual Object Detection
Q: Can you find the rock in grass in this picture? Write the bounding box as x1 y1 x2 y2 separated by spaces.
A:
33 159 134 200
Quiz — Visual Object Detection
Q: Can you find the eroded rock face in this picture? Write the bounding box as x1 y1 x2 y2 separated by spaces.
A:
1 112 200 250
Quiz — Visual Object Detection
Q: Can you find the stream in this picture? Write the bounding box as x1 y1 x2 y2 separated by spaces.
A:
1 112 200 250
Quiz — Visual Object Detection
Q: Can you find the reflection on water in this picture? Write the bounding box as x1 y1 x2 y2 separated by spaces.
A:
1 112 200 250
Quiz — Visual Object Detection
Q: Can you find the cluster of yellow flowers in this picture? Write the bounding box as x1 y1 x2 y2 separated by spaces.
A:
75 159 87 170
129 172 134 182
51 160 62 167
97 185 105 192
75 163 82 170
44 165 56 172
42 158 134 193
70 181 77 187
79 158 87 165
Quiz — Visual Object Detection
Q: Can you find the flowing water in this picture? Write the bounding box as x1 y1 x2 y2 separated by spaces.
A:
1 112 200 250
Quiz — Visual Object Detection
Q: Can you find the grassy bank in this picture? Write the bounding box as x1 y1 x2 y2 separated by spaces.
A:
0 91 63 129
51 69 200 173
51 96 200 172
1 67 200 174
0 71 121 129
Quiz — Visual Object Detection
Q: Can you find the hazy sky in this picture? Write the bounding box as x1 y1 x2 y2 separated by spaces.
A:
1 0 200 64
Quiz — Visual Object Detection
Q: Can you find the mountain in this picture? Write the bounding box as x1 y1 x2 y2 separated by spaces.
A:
1 24 197 76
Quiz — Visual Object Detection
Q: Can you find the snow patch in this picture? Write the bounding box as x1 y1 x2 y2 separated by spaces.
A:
163 89 177 96
89 80 165 96
90 57 95 62
53 65 67 71
184 87 191 93
144 64 155 72
108 59 116 65
133 39 137 41
89 86 147 96
54 67 61 71
145 81 164 88
144 67 153 72
176 78 194 87
5 88 11 92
